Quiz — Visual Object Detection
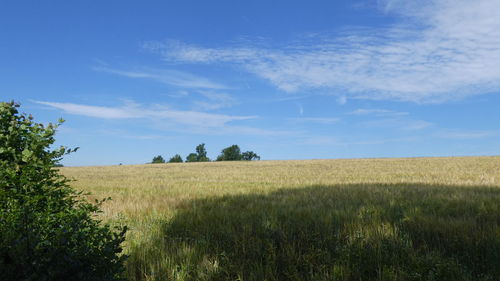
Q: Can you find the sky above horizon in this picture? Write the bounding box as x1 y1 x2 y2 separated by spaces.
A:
2 0 500 166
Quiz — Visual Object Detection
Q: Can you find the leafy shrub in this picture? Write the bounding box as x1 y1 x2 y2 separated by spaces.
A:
0 101 127 281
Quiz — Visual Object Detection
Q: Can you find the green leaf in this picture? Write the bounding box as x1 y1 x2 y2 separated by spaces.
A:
21 149 33 162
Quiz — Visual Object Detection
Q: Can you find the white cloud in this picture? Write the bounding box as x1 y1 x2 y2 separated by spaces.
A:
360 118 432 131
294 117 340 124
93 66 228 89
300 135 420 146
34 100 254 127
336 96 347 105
98 129 173 140
147 0 500 103
297 103 304 116
347 136 420 145
435 129 500 139
193 90 238 110
188 125 296 137
34 100 298 137
348 108 408 116
34 101 141 119
300 136 340 145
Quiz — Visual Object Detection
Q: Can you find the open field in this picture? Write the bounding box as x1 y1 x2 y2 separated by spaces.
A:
61 156 500 281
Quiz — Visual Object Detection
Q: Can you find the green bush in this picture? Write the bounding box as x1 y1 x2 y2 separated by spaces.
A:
0 101 127 281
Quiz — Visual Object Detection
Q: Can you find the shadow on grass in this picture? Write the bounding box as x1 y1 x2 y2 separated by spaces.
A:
127 183 500 281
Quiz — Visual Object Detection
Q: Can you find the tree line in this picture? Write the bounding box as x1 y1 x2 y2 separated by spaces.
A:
151 143 260 164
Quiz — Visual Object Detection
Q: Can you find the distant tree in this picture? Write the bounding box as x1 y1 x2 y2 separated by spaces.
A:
185 153 198 163
151 155 165 164
195 143 210 162
242 151 260 161
216 145 243 161
185 144 210 162
168 154 183 163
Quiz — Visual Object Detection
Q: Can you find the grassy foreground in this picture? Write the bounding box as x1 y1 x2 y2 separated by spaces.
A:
61 157 500 281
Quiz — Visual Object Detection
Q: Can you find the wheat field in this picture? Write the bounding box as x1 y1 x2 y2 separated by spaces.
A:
60 156 500 281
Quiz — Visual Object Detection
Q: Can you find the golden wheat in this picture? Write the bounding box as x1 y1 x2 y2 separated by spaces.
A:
61 156 499 222
60 156 500 281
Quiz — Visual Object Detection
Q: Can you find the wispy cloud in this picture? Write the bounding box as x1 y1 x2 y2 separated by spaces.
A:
347 136 420 146
98 129 173 140
187 125 296 137
34 100 254 127
35 100 141 119
297 103 304 116
300 136 340 145
300 135 420 146
93 66 228 89
348 108 408 117
336 96 347 105
146 0 500 103
34 100 298 137
435 129 500 139
360 118 432 131
193 90 238 110
293 117 340 124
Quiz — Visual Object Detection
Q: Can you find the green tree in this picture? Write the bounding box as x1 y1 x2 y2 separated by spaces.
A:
216 144 243 161
168 154 183 163
242 151 260 161
185 153 198 162
151 155 165 164
0 101 127 281
195 143 210 162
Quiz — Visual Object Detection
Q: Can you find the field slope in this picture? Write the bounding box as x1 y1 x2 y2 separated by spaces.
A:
61 157 500 281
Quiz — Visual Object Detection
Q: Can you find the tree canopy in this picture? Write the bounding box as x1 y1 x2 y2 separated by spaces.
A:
242 151 261 161
215 145 260 161
151 155 165 164
168 154 183 163
195 143 210 162
186 143 210 162
185 153 198 163
216 144 242 161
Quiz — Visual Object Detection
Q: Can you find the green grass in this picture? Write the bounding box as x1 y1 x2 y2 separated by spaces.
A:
126 184 499 281
61 157 500 281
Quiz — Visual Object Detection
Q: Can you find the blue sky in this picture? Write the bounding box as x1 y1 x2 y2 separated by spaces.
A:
2 0 499 166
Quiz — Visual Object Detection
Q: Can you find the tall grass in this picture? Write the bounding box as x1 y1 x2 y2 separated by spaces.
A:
61 157 500 280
